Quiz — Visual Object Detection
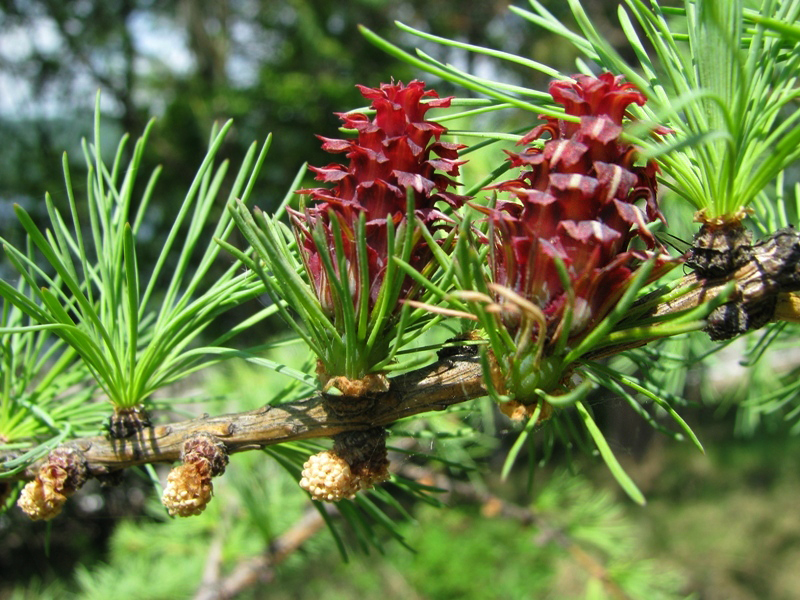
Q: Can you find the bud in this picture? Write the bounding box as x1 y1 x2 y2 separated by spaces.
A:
17 446 88 521
161 433 228 517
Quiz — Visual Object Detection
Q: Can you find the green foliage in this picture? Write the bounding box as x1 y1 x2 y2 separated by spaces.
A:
228 194 457 379
0 99 285 479
0 99 277 411
0 283 98 467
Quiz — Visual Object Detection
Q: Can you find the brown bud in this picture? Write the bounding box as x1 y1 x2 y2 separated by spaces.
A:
333 428 389 491
17 446 88 521
161 461 214 517
160 433 228 517
182 432 229 476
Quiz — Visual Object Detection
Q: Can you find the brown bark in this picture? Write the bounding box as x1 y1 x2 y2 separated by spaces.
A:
4 354 486 481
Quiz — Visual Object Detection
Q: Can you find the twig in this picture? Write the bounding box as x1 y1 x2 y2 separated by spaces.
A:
197 527 227 596
193 506 335 600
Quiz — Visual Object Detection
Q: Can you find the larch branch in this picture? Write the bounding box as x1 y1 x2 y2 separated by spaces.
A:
2 226 800 483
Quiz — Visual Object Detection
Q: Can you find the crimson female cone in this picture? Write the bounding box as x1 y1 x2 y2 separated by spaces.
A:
294 80 467 317
484 74 670 345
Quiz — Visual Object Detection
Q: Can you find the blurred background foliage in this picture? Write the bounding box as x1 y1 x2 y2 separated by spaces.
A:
2 0 800 599
0 0 578 251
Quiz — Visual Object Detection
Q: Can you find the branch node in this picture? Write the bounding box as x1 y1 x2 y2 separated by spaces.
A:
687 219 753 279
704 226 800 340
321 373 389 418
107 405 152 439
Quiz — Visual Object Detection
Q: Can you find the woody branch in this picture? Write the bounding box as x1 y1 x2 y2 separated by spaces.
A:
2 226 800 483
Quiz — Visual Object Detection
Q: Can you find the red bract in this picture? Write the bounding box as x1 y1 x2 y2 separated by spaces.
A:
484 74 669 341
293 80 467 315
